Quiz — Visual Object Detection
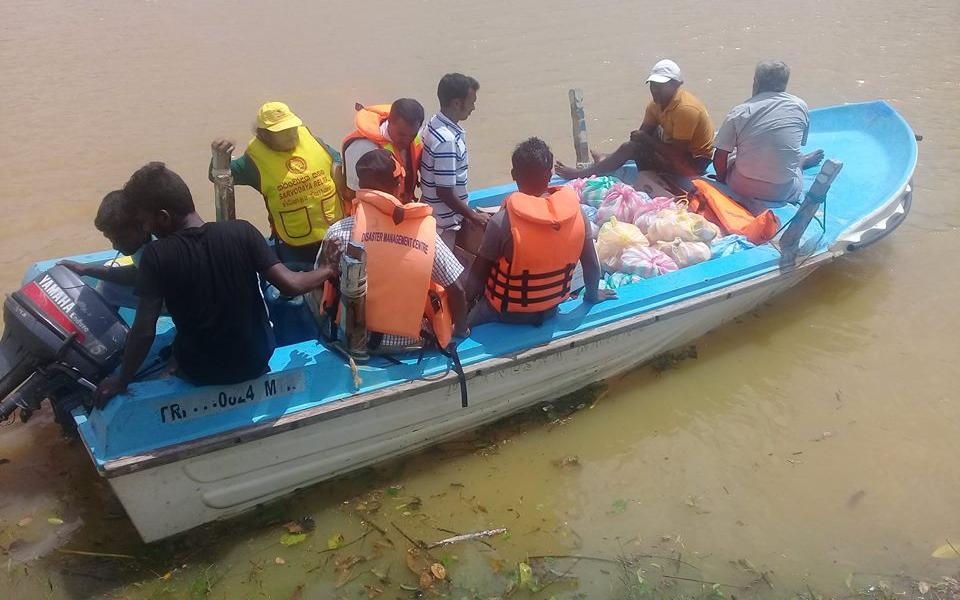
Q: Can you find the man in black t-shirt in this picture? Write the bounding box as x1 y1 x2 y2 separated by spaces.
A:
94 162 338 406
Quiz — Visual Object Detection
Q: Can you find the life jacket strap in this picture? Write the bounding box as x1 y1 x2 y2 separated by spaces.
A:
485 262 576 312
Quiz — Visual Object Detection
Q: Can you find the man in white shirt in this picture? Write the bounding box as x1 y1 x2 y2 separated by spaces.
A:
343 99 425 202
713 60 824 207
420 73 487 247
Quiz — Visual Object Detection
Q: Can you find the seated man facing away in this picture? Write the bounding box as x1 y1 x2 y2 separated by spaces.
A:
60 190 150 285
95 162 337 405
210 102 345 267
466 138 615 326
556 59 714 179
320 149 468 351
343 99 425 203
713 60 824 207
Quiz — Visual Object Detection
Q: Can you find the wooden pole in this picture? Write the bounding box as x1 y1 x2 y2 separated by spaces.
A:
211 146 236 221
568 88 590 168
339 241 369 361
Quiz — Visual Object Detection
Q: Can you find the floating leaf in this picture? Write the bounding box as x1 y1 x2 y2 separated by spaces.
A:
386 485 403 497
518 562 539 592
327 532 345 550
280 532 307 546
274 556 286 565
430 563 447 580
931 542 960 559
399 584 418 591
611 499 628 514
47 517 64 526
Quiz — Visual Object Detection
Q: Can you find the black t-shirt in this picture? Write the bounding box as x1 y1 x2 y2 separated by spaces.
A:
136 220 280 385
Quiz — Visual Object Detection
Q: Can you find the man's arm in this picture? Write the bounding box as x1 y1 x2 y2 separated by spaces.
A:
713 149 731 183
579 225 617 304
446 277 469 338
465 257 493 304
209 140 260 189
60 261 139 286
93 295 163 406
262 264 336 297
437 187 488 226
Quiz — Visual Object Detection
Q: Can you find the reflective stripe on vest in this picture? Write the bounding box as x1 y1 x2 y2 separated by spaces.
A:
342 105 423 202
485 186 585 314
246 126 343 246
351 189 436 339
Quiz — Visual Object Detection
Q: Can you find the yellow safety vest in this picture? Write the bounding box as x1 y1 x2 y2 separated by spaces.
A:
246 126 343 246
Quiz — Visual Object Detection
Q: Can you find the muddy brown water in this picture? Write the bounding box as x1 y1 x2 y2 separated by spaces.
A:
1 1 958 598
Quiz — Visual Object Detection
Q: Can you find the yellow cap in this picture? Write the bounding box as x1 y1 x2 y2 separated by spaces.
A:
256 102 303 132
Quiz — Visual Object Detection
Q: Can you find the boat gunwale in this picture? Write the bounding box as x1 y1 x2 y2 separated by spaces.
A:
101 251 838 478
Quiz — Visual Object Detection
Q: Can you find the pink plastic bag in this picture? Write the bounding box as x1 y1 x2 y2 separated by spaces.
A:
620 246 679 278
596 183 651 224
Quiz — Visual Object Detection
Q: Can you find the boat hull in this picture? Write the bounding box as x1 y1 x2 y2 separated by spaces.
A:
108 257 824 541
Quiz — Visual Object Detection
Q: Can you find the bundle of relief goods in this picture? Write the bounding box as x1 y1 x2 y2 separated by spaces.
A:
632 196 678 233
710 234 756 257
568 176 620 208
655 238 712 268
645 208 721 244
595 182 651 224
595 217 648 272
620 246 679 278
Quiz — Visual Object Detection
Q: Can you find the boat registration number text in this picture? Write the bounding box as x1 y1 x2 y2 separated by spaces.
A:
157 371 304 424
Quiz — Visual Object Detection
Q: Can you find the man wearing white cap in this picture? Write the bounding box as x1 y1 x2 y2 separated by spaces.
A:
557 59 715 179
210 102 345 267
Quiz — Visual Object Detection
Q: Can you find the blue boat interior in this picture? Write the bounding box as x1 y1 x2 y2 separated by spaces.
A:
22 101 915 468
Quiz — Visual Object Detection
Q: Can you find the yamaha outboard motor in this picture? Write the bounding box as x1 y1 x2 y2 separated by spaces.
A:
0 265 128 431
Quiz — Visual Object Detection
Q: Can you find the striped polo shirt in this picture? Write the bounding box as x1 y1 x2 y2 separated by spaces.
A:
420 112 469 229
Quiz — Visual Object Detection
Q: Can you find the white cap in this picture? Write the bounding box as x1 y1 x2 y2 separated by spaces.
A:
646 59 683 84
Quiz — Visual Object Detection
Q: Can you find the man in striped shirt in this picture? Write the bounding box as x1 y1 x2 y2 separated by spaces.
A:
420 73 486 248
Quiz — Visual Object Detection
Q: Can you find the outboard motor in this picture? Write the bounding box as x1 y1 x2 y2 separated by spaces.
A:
0 265 128 431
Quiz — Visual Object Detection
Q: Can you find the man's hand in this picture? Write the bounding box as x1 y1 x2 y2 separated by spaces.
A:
211 138 235 155
630 129 652 144
469 210 491 227
584 288 618 304
58 260 88 276
94 375 128 409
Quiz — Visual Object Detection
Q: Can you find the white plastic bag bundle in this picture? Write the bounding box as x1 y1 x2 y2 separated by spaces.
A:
620 246 679 278
595 217 648 272
646 209 721 243
656 238 712 268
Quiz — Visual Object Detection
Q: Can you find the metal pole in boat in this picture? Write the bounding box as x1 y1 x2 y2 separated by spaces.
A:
568 88 590 168
339 241 369 361
211 146 236 222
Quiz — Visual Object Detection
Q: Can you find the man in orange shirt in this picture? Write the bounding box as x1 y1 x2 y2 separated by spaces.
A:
557 59 714 179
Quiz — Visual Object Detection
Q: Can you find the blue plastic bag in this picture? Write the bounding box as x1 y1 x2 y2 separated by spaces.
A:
710 234 755 258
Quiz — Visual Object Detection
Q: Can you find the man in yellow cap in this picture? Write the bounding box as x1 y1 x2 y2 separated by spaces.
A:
211 102 345 267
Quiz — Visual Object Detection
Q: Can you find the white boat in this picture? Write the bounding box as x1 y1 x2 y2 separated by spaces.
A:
14 100 915 541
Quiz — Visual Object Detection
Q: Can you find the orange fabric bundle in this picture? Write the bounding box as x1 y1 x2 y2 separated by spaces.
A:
688 179 780 245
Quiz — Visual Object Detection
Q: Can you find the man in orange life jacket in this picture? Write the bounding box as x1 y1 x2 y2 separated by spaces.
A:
320 149 468 350
210 102 345 267
342 99 424 203
466 138 616 326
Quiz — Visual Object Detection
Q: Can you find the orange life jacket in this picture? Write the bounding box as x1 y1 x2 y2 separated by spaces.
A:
689 179 781 245
485 186 585 314
351 189 454 345
342 104 423 203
